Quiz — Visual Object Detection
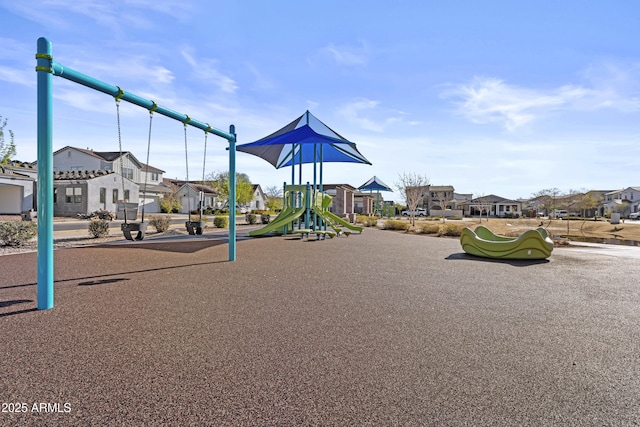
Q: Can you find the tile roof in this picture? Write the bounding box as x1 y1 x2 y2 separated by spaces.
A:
53 170 115 180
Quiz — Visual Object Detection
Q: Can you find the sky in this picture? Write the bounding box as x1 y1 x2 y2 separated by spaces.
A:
1 0 639 203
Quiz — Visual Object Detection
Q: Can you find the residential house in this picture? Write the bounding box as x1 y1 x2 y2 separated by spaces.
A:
53 170 138 217
166 180 218 214
53 146 168 213
424 185 455 212
138 162 172 213
323 184 357 221
353 191 376 215
450 192 473 210
603 187 640 217
0 162 36 214
619 187 640 216
247 184 268 211
464 194 522 218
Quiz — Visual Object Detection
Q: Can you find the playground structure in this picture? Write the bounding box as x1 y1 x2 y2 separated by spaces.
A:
36 37 237 310
358 175 394 217
249 184 364 239
459 226 554 260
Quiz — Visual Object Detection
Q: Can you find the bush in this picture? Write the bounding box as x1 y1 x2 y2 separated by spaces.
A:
213 216 228 228
383 219 410 231
261 213 271 224
148 215 172 233
420 223 441 234
0 221 37 246
356 215 378 227
245 213 257 224
88 218 110 238
439 223 463 237
160 198 182 214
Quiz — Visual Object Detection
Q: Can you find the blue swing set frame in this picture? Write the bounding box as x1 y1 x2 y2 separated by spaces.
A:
36 37 237 310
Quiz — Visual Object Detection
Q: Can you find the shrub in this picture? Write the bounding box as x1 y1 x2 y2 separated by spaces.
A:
160 198 182 214
383 219 410 231
420 223 441 234
439 223 463 237
356 215 378 227
88 218 110 238
0 221 37 246
148 215 172 233
261 213 271 224
245 213 257 224
213 216 228 228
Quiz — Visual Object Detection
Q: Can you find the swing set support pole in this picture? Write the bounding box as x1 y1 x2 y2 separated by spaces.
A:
35 37 237 309
36 38 54 310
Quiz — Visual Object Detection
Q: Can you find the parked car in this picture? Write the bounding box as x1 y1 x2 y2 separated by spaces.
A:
401 208 427 217
551 210 568 218
629 212 640 220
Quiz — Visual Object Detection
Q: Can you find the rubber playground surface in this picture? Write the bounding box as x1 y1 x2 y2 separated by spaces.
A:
1 228 639 425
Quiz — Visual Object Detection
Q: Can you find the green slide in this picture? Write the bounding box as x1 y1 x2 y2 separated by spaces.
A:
249 207 306 237
319 210 364 233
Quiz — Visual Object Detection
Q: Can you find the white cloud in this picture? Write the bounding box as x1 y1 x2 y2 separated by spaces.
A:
1 0 193 31
181 49 238 94
0 66 33 86
443 77 583 131
315 41 369 67
337 99 412 133
444 64 640 132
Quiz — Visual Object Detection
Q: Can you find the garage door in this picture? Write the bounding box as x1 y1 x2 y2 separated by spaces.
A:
0 185 23 214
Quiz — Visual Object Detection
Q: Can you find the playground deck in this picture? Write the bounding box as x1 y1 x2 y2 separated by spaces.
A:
1 229 639 425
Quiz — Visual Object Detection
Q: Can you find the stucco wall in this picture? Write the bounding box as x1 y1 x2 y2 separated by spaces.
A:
54 174 138 217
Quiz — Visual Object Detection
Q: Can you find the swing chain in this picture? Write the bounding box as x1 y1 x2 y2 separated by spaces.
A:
115 97 128 224
140 108 154 222
184 123 191 219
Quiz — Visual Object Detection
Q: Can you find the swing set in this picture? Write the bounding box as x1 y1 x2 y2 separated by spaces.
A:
36 37 238 310
114 95 210 239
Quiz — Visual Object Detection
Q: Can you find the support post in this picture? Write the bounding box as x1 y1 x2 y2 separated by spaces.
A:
36 37 54 310
228 125 236 261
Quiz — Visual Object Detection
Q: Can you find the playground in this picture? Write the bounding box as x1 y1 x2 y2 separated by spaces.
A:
1 228 639 425
5 38 636 424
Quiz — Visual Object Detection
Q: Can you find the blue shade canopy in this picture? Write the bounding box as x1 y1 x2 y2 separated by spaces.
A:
358 175 393 192
236 111 372 169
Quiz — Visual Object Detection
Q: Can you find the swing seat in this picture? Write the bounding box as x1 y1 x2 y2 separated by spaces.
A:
121 222 147 241
185 220 205 235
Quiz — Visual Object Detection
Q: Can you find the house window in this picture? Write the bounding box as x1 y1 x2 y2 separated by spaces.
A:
122 167 134 180
113 189 118 203
151 172 159 181
65 187 82 203
99 188 106 204
124 190 130 201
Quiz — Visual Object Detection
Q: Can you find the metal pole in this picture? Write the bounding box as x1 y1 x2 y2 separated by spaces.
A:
228 125 236 261
36 37 54 310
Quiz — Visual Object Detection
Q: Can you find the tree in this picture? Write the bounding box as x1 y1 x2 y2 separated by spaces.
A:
0 116 16 165
576 191 602 218
473 194 494 223
433 190 451 222
207 170 254 210
264 185 283 212
394 172 429 226
532 188 561 217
